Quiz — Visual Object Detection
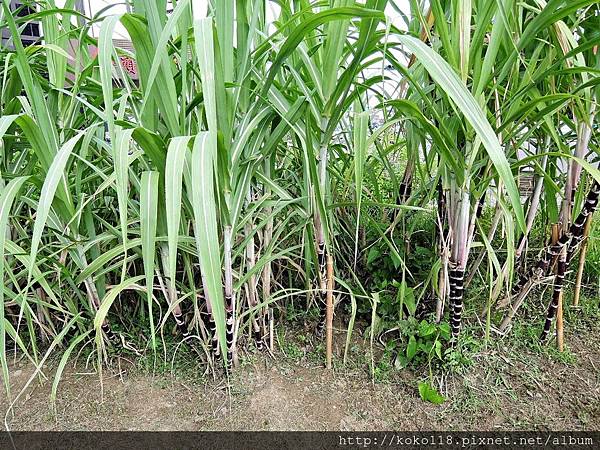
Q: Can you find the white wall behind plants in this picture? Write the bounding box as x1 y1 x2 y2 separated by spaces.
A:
73 0 411 39
51 0 411 106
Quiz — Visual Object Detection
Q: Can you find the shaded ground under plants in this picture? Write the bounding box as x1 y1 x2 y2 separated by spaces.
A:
1 307 599 431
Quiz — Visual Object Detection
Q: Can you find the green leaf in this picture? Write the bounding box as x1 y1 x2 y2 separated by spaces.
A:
353 110 369 266
98 14 121 141
94 275 145 331
439 323 451 341
367 246 380 265
435 340 443 360
418 320 436 337
29 132 85 281
165 136 192 295
262 7 384 96
406 335 417 361
140 171 159 350
0 177 29 399
397 34 525 233
193 18 218 132
190 131 227 364
402 283 416 316
114 128 134 264
418 381 445 404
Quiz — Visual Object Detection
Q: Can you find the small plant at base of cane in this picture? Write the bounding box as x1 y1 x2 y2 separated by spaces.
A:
418 380 445 405
394 319 451 370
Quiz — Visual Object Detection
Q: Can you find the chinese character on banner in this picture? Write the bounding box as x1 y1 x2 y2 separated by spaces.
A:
119 56 138 78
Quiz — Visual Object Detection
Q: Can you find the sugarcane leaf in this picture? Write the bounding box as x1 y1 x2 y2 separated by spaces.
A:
132 127 167 173
194 17 218 132
98 14 121 141
0 115 18 139
191 131 228 364
353 110 369 267
51 330 92 403
0 176 29 399
5 240 59 306
114 128 134 259
406 335 417 361
29 132 85 282
397 34 526 233
140 0 190 122
263 7 385 96
165 136 193 294
140 171 159 350
94 275 145 331
75 238 143 284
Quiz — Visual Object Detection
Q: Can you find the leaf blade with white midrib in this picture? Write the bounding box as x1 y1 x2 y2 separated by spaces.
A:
0 176 29 399
29 132 86 282
140 171 159 351
165 136 193 303
397 34 526 233
191 132 228 364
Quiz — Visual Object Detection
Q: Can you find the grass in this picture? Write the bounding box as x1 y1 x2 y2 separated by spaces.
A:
3 289 599 431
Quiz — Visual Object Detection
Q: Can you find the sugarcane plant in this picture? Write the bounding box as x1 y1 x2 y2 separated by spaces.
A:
0 0 599 404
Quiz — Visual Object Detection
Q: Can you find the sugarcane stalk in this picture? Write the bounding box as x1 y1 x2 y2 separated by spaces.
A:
435 233 449 324
467 81 504 291
566 182 600 263
449 186 471 338
158 245 186 334
397 158 414 205
569 106 596 204
262 157 274 347
556 281 565 352
449 265 465 338
500 233 568 333
325 253 334 369
435 182 449 323
573 214 593 307
500 181 600 327
541 225 565 343
244 188 264 350
223 225 236 367
207 304 219 356
314 132 329 337
268 307 274 352
545 109 595 344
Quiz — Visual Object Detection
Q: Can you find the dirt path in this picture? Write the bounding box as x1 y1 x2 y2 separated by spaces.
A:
2 323 599 431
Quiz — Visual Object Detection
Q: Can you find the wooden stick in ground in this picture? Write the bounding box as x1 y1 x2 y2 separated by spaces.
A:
325 254 334 369
556 276 564 351
550 224 565 352
573 214 593 307
556 246 566 352
269 308 274 352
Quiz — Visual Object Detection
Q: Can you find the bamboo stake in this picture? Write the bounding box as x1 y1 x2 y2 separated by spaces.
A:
556 253 565 352
573 214 593 307
550 224 565 352
268 308 274 352
325 254 334 369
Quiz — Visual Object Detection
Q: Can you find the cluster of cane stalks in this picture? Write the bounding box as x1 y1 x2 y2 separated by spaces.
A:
0 0 598 402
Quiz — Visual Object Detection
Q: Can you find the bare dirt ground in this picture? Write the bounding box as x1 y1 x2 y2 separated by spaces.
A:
1 319 599 431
